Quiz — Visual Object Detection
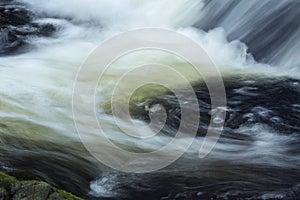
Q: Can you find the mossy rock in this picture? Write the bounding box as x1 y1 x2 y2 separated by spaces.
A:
0 172 82 200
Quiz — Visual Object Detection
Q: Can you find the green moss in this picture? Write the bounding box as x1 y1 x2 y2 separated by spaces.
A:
54 188 83 200
102 83 173 117
0 172 16 199
0 172 83 200
0 172 16 184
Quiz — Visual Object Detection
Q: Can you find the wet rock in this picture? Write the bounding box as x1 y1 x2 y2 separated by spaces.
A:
0 187 9 200
0 28 24 54
131 75 300 137
0 172 82 200
12 181 52 200
36 24 56 37
0 3 31 26
0 1 55 55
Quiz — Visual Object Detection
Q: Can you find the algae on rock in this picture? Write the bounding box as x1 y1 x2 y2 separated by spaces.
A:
0 172 82 200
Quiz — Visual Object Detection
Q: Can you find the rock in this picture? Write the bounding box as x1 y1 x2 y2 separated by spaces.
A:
0 187 9 200
0 28 24 54
12 181 52 200
0 1 56 55
0 4 31 26
131 76 300 137
48 192 68 200
0 172 82 200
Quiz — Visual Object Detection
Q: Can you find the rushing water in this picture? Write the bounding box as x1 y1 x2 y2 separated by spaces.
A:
0 0 300 199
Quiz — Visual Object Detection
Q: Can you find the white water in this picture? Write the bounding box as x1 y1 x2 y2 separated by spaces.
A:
0 0 295 169
1 0 299 198
1 0 292 124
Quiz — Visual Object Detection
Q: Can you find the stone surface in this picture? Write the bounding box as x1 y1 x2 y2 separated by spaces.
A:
0 172 82 200
0 1 55 55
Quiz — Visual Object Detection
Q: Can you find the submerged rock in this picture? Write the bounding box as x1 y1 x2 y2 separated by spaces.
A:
129 75 300 137
0 172 82 200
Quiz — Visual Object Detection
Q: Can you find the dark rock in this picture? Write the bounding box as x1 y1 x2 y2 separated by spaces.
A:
0 187 9 200
130 75 300 137
0 4 31 26
0 28 24 54
37 23 56 37
0 1 56 55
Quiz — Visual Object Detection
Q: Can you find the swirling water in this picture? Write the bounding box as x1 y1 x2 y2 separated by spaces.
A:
0 0 299 199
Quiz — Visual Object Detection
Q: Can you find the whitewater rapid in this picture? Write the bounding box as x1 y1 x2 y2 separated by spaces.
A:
0 0 299 199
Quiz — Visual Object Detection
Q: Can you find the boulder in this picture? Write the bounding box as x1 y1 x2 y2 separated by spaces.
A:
0 172 82 200
0 1 55 55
